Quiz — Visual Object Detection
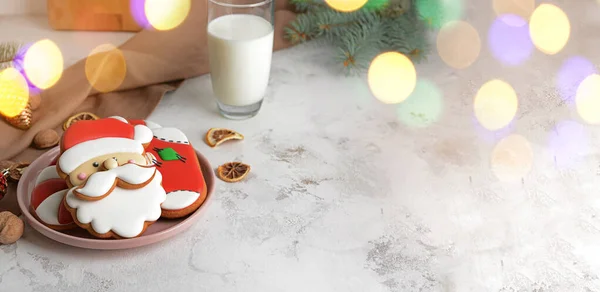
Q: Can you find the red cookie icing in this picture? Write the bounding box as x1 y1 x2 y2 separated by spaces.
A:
57 197 73 224
130 119 207 212
31 179 68 210
30 178 74 226
61 119 135 152
147 138 207 195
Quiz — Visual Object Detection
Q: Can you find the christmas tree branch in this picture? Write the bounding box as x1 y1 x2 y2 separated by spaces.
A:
286 0 430 73
0 42 22 70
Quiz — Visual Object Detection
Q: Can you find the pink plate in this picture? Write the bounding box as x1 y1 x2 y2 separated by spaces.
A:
16 146 215 250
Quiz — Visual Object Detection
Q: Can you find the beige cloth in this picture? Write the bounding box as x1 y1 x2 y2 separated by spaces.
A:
0 0 298 214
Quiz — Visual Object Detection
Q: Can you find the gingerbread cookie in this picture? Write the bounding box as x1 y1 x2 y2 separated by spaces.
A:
129 120 208 219
30 163 75 230
64 164 167 239
56 116 154 187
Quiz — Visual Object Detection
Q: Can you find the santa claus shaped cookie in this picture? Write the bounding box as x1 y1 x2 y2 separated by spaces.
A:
128 119 208 219
29 160 75 230
56 116 167 238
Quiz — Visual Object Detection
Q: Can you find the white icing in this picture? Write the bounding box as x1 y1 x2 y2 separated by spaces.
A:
108 116 129 123
134 124 153 144
76 164 157 198
59 138 145 174
35 189 67 226
152 127 189 143
35 166 61 186
144 120 162 129
65 171 166 238
161 190 201 210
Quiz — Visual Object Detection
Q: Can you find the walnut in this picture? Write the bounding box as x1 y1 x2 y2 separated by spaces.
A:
0 211 24 245
33 129 60 149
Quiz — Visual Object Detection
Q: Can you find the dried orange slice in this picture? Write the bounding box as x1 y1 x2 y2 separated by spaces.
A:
217 162 250 183
205 128 244 147
63 112 99 131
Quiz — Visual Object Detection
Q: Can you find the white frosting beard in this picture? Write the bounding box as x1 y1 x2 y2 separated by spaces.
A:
65 170 167 238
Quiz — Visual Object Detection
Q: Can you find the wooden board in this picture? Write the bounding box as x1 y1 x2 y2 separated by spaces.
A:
47 0 143 32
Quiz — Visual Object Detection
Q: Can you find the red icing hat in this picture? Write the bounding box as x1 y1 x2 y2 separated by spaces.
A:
58 116 153 174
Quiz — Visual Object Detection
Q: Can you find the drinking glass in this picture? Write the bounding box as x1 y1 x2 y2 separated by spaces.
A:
207 0 275 120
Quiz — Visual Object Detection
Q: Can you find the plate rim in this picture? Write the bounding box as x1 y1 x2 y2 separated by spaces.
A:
16 146 216 250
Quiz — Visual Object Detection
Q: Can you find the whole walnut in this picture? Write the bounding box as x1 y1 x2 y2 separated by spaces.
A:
0 211 24 244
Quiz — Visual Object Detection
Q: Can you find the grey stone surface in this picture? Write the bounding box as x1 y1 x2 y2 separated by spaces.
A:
3 0 600 290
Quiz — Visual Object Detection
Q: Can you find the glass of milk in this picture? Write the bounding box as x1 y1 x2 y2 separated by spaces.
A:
207 0 275 120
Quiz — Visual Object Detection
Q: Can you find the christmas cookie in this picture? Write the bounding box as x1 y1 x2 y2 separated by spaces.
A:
129 120 208 219
35 165 61 186
64 166 167 239
30 162 75 230
56 116 154 187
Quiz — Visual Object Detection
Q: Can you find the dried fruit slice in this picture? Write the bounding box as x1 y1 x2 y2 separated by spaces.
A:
8 162 30 182
217 162 250 183
205 128 244 147
63 112 99 131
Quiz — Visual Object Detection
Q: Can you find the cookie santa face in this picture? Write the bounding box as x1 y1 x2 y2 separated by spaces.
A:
64 164 166 239
67 152 147 186
57 117 154 187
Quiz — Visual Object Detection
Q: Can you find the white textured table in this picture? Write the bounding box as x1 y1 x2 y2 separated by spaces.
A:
4 1 600 290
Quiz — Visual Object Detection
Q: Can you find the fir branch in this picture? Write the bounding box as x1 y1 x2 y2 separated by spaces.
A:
290 0 328 12
285 0 431 72
382 10 429 62
315 9 378 39
284 13 319 44
333 20 384 75
0 42 22 70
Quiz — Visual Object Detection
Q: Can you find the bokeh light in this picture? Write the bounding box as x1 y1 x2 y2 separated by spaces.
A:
490 134 533 182
437 20 480 69
396 79 443 127
0 68 29 118
474 79 518 131
416 0 463 29
488 14 533 66
548 120 589 169
576 74 600 124
85 44 127 93
492 0 535 20
556 56 597 104
145 0 191 31
529 3 570 55
325 0 368 12
473 115 515 144
368 52 416 104
23 39 63 90
130 0 151 29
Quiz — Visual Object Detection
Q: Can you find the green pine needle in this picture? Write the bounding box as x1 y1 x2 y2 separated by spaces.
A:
287 0 430 73
0 42 22 70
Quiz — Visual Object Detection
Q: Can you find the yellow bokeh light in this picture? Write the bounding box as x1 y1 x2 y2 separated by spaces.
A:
529 3 570 55
368 52 417 104
493 0 535 20
85 44 127 93
325 0 368 12
576 74 600 125
437 20 481 69
23 39 63 90
491 134 533 182
474 79 518 131
0 68 29 118
145 0 191 31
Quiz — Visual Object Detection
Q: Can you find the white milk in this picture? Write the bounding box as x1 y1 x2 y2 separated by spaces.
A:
207 14 274 106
